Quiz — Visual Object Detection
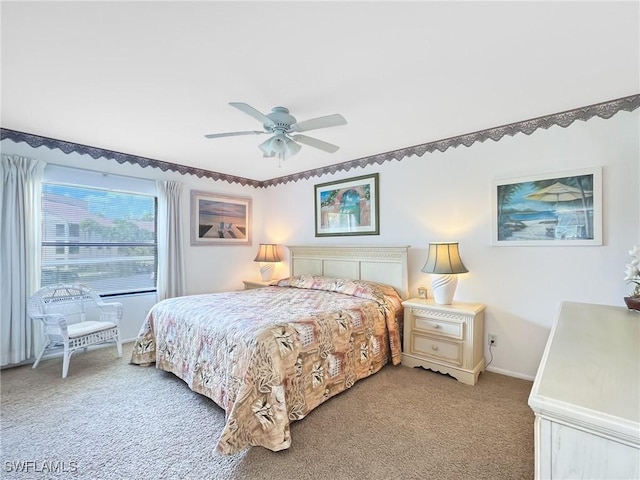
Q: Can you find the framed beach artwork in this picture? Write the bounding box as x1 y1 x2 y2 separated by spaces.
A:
190 190 252 246
314 173 379 237
492 167 602 246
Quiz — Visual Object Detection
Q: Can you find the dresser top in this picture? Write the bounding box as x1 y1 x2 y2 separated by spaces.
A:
529 302 640 431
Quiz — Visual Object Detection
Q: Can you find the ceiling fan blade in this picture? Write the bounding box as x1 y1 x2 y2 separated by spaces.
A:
290 114 347 133
229 102 275 127
290 134 340 153
204 130 266 139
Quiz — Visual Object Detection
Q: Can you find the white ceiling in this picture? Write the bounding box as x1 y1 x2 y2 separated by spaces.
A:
2 1 638 182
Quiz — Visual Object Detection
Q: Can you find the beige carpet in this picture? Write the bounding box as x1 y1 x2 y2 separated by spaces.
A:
1 343 534 480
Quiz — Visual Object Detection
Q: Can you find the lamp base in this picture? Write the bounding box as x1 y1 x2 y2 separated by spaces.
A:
431 274 458 305
259 263 275 282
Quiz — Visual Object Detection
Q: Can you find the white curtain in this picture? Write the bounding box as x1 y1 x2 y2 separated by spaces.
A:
156 180 185 301
1 154 46 366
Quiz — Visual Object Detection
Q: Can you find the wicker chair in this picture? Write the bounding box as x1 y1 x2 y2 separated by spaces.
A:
28 284 123 378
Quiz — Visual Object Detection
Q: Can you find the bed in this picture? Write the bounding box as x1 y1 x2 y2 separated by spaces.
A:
130 245 409 455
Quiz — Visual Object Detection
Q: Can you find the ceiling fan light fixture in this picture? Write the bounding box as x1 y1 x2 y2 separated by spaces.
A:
206 103 347 164
270 134 287 154
259 138 275 156
284 137 301 157
259 133 301 159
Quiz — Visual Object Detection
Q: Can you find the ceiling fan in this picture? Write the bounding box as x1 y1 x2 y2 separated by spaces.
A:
205 102 347 163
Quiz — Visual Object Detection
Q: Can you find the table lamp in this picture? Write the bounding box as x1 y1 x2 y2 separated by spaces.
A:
421 242 468 305
254 243 281 281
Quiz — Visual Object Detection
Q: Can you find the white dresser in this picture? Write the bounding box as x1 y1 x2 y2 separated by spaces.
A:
528 302 640 479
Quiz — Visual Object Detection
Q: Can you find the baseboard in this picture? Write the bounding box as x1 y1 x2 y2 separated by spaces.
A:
486 365 535 382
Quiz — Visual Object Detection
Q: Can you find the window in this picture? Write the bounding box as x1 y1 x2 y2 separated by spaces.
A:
41 173 157 296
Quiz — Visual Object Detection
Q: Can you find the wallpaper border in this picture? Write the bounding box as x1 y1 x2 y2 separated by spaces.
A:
0 130 262 188
2 94 638 188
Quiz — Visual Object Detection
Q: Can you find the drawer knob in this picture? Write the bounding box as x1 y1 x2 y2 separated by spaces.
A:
432 323 441 329
431 345 439 351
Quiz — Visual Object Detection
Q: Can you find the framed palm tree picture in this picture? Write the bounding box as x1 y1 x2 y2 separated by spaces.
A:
492 167 602 246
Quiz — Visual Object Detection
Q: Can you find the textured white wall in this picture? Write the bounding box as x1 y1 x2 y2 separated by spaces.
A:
3 109 638 375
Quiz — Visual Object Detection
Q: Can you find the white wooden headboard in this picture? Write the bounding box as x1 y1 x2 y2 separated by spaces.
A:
287 245 410 299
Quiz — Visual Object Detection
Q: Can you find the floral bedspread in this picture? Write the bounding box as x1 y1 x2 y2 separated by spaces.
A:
130 275 403 455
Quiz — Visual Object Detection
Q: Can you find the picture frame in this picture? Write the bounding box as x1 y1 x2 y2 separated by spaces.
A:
492 167 602 246
190 190 252 246
314 173 379 237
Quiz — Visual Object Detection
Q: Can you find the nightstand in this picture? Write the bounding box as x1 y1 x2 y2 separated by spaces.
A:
242 279 275 290
401 298 485 385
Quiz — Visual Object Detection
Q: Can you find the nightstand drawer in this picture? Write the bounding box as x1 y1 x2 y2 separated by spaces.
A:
411 311 463 340
409 334 463 366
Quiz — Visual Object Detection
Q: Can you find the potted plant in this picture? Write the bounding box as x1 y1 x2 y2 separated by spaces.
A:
624 245 640 311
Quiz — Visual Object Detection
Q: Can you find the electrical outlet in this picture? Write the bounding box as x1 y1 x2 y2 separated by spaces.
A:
488 334 498 347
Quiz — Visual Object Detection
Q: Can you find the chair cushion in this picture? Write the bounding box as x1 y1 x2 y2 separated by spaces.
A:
67 321 117 338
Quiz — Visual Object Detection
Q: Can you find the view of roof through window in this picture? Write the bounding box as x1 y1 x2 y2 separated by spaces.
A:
41 184 157 296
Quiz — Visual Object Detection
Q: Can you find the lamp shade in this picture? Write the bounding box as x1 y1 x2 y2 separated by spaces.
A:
270 135 287 154
284 137 301 156
254 244 281 263
421 242 468 275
